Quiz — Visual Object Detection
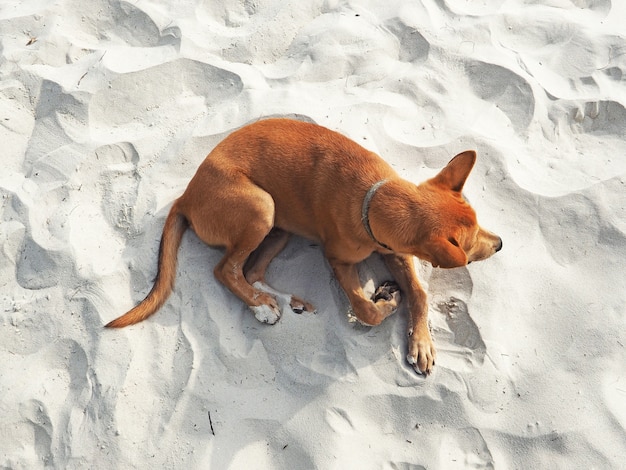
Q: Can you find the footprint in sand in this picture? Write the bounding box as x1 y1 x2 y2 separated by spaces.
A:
422 266 487 369
89 58 243 132
3 339 93 467
384 18 430 63
18 400 53 465
437 297 487 366
16 235 62 290
538 192 601 265
62 0 163 47
465 60 534 134
95 142 143 235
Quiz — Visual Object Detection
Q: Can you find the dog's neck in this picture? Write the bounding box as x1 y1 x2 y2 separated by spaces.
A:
361 180 393 251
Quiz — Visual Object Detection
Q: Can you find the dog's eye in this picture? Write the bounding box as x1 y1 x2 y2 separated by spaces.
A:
448 237 460 247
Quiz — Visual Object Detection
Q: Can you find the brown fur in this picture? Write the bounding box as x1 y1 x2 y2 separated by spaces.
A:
106 118 502 375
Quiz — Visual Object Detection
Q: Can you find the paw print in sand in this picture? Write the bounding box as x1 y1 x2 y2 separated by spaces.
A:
437 297 486 365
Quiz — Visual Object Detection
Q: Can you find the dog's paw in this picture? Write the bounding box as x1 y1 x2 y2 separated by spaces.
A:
346 307 372 326
372 281 401 319
407 328 436 376
251 304 281 324
372 280 401 303
290 296 316 315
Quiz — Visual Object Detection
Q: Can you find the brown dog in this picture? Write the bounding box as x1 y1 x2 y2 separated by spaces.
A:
106 118 502 375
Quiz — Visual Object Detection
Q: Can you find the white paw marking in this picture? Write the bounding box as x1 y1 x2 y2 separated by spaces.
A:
251 305 280 324
346 308 373 326
406 354 427 375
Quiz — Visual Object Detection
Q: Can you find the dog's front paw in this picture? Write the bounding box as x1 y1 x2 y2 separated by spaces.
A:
372 280 400 302
251 304 281 324
407 329 436 376
372 280 401 315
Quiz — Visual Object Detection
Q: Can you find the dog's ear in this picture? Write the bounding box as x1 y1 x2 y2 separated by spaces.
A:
430 150 476 193
428 237 468 268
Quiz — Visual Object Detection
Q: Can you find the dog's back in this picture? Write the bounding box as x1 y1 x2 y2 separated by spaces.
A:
194 118 399 241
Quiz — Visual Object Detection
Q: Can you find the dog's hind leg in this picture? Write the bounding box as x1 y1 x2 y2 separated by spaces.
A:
244 228 291 284
215 246 282 324
186 184 283 324
244 228 316 314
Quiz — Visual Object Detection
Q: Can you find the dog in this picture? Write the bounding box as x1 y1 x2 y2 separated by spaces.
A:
106 118 502 375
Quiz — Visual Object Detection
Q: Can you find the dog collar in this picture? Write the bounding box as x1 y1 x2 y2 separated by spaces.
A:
361 179 392 251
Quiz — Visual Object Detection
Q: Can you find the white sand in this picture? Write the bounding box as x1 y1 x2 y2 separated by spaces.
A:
1 0 625 468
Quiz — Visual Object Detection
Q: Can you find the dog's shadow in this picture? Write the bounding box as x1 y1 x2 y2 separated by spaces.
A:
156 232 412 464
112 216 490 467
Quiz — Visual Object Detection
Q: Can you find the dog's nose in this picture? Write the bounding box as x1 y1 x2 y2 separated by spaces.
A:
495 237 503 252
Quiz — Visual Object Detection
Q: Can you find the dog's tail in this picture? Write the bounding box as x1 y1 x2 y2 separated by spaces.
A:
105 202 188 328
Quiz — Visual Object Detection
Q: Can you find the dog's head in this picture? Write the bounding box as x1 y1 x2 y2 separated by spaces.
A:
412 151 502 268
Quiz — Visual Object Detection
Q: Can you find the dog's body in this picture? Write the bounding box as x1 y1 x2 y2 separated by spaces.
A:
106 118 501 375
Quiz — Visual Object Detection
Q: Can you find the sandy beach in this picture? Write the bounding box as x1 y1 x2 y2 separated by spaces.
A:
1 0 625 468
